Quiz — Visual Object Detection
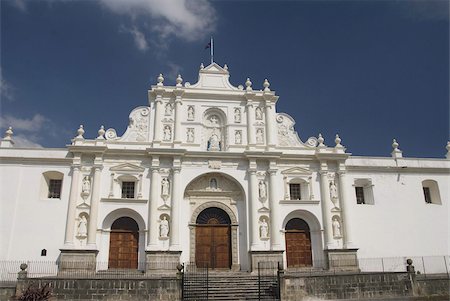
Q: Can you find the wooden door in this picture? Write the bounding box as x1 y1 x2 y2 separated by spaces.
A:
195 225 231 269
285 231 312 267
108 217 139 269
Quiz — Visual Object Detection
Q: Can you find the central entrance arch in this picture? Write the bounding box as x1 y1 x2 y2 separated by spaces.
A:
195 207 231 269
109 217 139 269
285 218 313 267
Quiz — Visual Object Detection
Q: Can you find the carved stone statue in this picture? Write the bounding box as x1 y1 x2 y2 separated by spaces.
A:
82 176 91 194
235 130 242 144
159 216 169 238
332 218 342 238
234 108 241 123
187 106 195 120
165 103 173 116
163 125 172 141
208 133 220 151
259 181 267 199
330 180 338 200
260 218 269 239
256 129 264 143
187 128 194 142
161 178 170 196
77 216 87 237
255 107 263 120
210 178 218 189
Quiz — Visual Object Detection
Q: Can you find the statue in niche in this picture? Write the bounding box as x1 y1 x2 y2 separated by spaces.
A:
259 181 267 199
209 115 219 126
187 106 195 120
235 130 242 144
82 176 91 195
165 103 173 116
255 107 263 120
77 216 88 237
159 216 169 238
234 108 241 123
330 180 338 200
161 178 170 196
256 129 264 143
208 133 221 151
260 218 269 239
187 128 194 142
163 125 172 141
210 178 218 189
332 218 342 238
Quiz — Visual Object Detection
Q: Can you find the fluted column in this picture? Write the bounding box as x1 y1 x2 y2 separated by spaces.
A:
338 170 354 248
248 160 259 249
148 158 160 249
170 166 181 249
153 95 163 143
264 102 276 148
319 166 334 248
173 92 183 146
246 101 255 147
268 167 281 249
64 165 81 245
87 166 102 246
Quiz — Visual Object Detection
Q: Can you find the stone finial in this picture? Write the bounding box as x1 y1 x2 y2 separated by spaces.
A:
4 127 13 140
318 133 325 147
97 125 105 139
157 73 164 86
176 74 183 87
76 125 85 139
446 141 450 159
263 79 270 92
224 64 229 71
391 138 403 158
200 63 204 70
335 134 342 147
245 78 253 91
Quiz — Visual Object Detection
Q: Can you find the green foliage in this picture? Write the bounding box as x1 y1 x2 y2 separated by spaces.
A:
15 283 52 301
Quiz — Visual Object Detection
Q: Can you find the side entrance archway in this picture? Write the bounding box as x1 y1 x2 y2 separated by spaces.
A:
195 207 231 269
109 217 139 269
285 218 313 267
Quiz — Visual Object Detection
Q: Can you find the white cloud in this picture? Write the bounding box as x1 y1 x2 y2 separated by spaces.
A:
13 135 44 148
164 62 182 82
10 0 27 12
0 68 15 102
120 26 149 52
391 0 449 21
0 114 49 132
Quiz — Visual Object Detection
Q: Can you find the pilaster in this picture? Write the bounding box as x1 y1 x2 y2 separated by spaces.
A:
268 163 281 249
337 165 355 249
248 159 259 249
87 164 102 247
319 163 334 249
147 156 160 250
152 92 164 147
64 157 81 246
170 157 182 250
246 96 256 148
173 90 184 147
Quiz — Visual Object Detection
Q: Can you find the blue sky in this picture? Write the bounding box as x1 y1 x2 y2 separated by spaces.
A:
1 0 448 158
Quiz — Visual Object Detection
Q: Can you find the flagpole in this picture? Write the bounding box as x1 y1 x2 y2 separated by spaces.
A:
210 37 214 64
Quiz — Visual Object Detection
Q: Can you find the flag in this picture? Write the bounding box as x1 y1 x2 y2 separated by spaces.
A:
205 42 211 49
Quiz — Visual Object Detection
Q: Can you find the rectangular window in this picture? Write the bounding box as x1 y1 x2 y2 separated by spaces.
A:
355 186 365 204
122 182 135 199
423 187 432 204
289 183 301 200
48 179 62 198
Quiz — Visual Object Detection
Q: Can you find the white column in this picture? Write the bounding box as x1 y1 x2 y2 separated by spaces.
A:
268 168 281 249
153 95 163 143
264 102 276 148
64 165 81 245
87 166 102 246
248 162 259 249
170 166 181 249
246 101 255 147
173 94 183 146
148 158 160 249
338 170 354 248
319 167 334 249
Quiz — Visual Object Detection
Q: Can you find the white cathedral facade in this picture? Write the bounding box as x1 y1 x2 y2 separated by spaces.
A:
1 63 449 273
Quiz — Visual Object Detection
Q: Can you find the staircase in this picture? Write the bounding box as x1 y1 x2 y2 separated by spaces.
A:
183 271 279 301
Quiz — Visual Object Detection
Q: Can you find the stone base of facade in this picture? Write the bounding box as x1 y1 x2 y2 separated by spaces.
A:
145 251 181 275
58 249 98 275
249 250 284 273
325 248 359 271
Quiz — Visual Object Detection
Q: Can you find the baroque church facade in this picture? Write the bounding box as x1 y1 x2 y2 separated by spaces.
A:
1 63 449 273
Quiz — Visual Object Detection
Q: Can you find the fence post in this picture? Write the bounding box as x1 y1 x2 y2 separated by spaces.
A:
258 262 261 301
206 263 209 301
381 258 385 273
421 257 426 278
444 256 449 279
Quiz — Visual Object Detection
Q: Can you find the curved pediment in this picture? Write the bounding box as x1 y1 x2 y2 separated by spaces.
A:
105 106 151 143
188 63 238 90
184 173 243 198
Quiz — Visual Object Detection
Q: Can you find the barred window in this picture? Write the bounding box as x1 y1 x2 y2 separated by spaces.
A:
48 179 62 198
289 183 301 200
355 186 365 204
121 181 135 199
423 187 432 204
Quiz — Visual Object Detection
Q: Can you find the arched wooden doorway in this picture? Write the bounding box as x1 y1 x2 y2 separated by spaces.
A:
109 217 139 269
195 207 231 269
285 218 313 267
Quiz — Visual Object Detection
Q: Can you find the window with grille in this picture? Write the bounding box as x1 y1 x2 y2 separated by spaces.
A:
122 182 135 199
289 183 301 200
48 179 62 198
423 187 432 204
355 186 365 204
